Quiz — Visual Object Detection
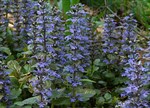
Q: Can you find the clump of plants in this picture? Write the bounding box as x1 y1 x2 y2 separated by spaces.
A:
0 0 149 108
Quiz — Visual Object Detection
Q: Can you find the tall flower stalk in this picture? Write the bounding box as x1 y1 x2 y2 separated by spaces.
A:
101 15 120 65
28 1 64 107
0 55 11 107
120 53 150 108
118 15 150 108
65 4 91 107
0 1 11 107
21 0 35 43
0 0 11 41
29 1 52 107
12 0 25 51
120 15 138 64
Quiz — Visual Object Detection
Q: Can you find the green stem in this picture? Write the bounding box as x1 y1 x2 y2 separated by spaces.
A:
72 71 76 108
72 102 76 108
51 102 54 108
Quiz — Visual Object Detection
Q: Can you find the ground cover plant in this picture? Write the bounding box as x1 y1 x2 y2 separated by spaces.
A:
0 0 150 108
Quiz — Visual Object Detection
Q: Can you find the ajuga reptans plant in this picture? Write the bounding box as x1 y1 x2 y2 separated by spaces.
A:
118 15 150 108
101 15 120 65
0 54 11 107
64 3 91 107
0 1 11 107
28 1 64 107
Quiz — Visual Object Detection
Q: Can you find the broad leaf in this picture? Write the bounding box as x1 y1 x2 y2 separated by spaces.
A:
53 97 71 106
0 47 11 55
104 93 112 101
51 88 65 99
96 97 105 105
80 79 96 83
94 59 100 65
98 81 107 86
14 96 39 106
9 88 22 99
77 89 96 101
7 60 21 72
62 0 71 18
70 0 80 5
24 64 32 73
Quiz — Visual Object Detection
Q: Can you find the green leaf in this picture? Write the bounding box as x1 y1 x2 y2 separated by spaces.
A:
94 59 100 65
112 96 119 104
51 88 65 99
9 88 22 99
5 55 15 62
104 93 112 101
105 72 115 78
53 97 71 106
0 47 11 55
80 79 96 83
98 81 107 86
23 106 32 108
0 85 2 90
19 73 32 83
6 61 15 69
77 89 96 101
7 60 21 72
49 63 57 70
21 51 32 55
96 97 105 105
27 44 34 51
93 66 99 71
107 54 116 60
24 64 32 73
62 0 71 17
58 0 62 10
10 76 20 88
0 93 3 100
70 0 79 5
0 38 3 42
14 96 39 106
114 77 127 85
0 103 6 108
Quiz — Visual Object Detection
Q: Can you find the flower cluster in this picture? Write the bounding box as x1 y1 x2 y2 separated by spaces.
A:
102 14 150 108
9 0 35 51
143 41 150 71
0 55 11 107
0 0 11 40
120 15 138 64
28 3 92 106
101 14 138 65
28 1 64 107
64 3 91 103
120 53 150 108
0 1 11 107
118 17 150 108
11 0 25 51
101 15 121 64
3 0 149 107
89 29 101 73
20 0 35 42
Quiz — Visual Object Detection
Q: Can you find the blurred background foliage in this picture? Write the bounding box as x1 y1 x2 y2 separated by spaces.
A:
48 0 150 32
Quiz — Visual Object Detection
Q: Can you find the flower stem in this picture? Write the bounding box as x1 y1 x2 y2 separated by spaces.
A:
72 102 76 108
51 102 54 108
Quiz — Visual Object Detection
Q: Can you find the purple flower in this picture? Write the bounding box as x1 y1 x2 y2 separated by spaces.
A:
120 53 150 107
0 1 12 107
71 97 76 102
27 1 65 107
64 3 91 103
0 55 11 107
